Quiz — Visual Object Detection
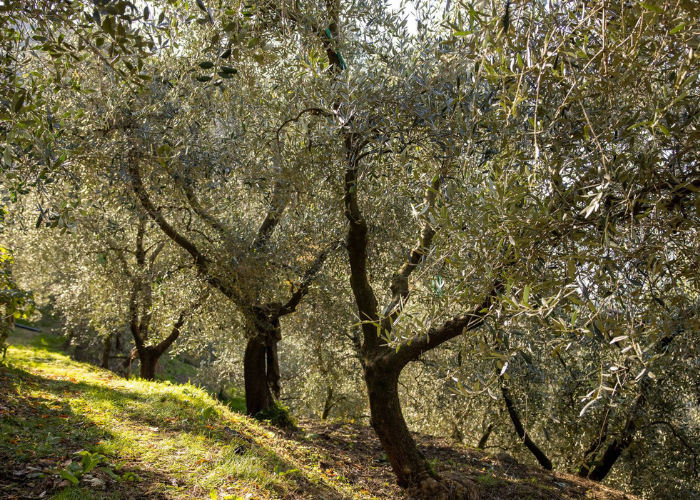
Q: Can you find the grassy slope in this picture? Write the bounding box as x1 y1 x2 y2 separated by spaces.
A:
1 331 638 500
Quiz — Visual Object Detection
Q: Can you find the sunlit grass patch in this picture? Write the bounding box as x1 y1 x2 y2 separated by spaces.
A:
2 335 398 500
1 342 293 499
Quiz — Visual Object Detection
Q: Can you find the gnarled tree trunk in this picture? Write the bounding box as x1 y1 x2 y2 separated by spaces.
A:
138 347 158 380
365 361 430 488
244 336 275 415
244 304 283 415
341 135 488 499
129 160 329 415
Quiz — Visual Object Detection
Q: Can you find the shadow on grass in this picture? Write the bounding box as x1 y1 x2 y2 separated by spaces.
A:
2 349 357 500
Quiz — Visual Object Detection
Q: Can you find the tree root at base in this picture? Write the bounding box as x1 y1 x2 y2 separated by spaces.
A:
408 474 479 500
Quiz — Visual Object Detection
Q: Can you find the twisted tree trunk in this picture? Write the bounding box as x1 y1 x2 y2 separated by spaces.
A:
138 348 158 380
342 130 487 499
365 361 429 488
244 337 274 415
129 158 330 413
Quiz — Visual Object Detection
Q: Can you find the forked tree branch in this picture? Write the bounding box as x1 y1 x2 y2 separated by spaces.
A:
279 242 339 316
183 181 233 242
128 159 240 302
381 174 441 332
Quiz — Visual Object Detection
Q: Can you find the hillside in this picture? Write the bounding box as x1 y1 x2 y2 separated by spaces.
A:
1 330 638 500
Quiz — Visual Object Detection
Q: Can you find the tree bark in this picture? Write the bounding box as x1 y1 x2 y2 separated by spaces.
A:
131 160 329 416
244 336 275 415
61 331 74 351
321 386 334 420
365 361 430 487
477 423 494 450
122 347 138 376
587 437 630 482
585 390 646 481
244 302 284 415
340 112 487 498
365 358 478 499
101 333 113 369
578 410 610 478
138 347 158 380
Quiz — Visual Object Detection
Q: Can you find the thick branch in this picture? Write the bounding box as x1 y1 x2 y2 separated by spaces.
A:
276 107 333 145
390 285 499 369
381 174 441 332
133 216 154 339
129 160 240 301
128 279 144 351
183 181 233 242
252 180 288 251
128 160 207 272
152 309 187 358
148 241 166 270
343 135 380 353
135 215 146 267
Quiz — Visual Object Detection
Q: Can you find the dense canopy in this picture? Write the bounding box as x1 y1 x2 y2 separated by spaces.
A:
2 0 699 499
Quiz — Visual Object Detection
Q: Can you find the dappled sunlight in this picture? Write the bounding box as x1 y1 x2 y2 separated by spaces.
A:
2 338 370 500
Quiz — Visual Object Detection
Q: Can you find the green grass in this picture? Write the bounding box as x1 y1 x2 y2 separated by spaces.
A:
1 326 635 500
0 333 353 500
30 331 67 350
158 354 200 385
224 396 247 414
475 473 501 487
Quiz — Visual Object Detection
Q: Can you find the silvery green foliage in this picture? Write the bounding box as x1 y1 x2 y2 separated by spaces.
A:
4 0 700 497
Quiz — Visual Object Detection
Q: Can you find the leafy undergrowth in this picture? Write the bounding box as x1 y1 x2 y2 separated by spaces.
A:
1 331 638 500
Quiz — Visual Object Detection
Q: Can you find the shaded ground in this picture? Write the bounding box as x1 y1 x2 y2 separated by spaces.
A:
285 420 638 500
1 329 638 500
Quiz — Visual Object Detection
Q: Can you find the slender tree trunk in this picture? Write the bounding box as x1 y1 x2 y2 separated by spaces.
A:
61 331 74 351
477 423 494 450
321 386 334 420
101 333 113 369
244 336 274 415
501 384 552 470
